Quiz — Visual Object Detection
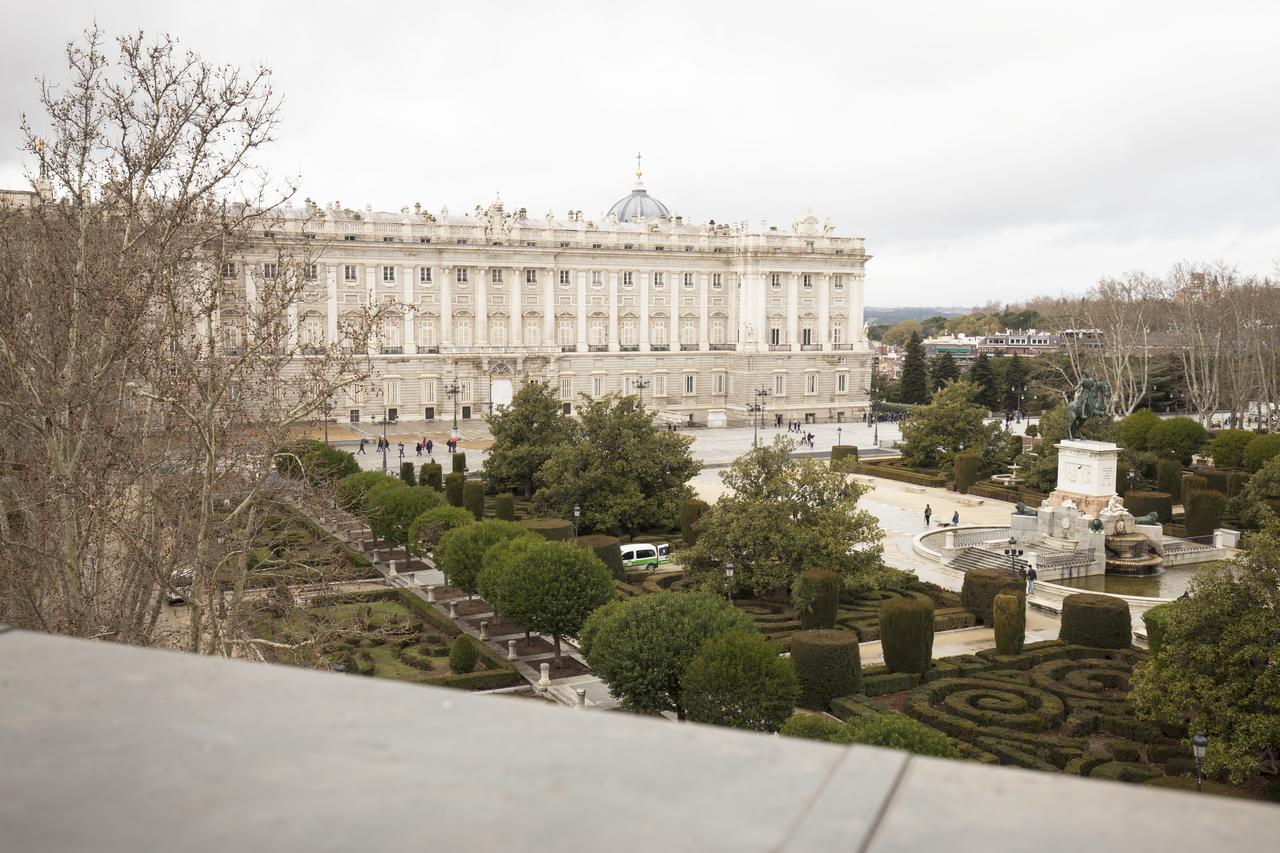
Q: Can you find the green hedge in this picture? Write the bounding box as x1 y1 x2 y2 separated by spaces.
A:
444 472 465 507
1141 602 1179 656
494 493 516 521
680 499 709 546
967 482 1048 504
1156 459 1183 498
452 452 467 474
1244 433 1280 472
449 635 478 673
419 462 443 491
792 569 840 630
576 534 624 580
463 480 486 520
830 445 859 472
1180 473 1207 508
391 589 522 690
993 592 1026 656
519 517 574 541
1123 491 1173 524
953 452 980 495
1059 593 1132 649
1226 471 1250 499
960 568 1023 624
1184 488 1226 538
853 463 947 488
879 596 935 675
790 629 861 710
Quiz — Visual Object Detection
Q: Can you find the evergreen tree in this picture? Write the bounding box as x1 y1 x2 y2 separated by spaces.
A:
1003 355 1029 411
928 352 959 392
899 332 930 404
967 352 999 411
483 381 576 497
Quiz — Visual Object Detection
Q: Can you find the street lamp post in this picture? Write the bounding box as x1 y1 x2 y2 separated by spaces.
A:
573 504 581 538
1003 538 1023 576
370 411 389 474
444 378 462 440
725 561 734 603
862 386 880 447
1191 734 1208 793
752 387 771 447
633 377 650 406
837 425 842 448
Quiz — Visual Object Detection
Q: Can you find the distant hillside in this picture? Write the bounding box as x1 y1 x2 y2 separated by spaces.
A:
864 306 969 325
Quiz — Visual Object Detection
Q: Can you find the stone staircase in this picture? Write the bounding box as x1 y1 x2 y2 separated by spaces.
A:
949 547 1028 575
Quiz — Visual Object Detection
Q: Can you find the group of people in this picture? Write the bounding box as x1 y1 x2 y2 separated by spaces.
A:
774 416 817 447
922 503 960 528
357 435 459 458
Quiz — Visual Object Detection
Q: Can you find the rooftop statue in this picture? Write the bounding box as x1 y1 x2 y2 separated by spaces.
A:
1066 373 1111 440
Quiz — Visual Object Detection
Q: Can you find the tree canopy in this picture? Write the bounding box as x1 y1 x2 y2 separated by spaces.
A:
898 331 930 405
1129 521 1280 781
681 436 886 597
367 486 445 547
435 519 528 595
482 381 576 497
898 380 997 471
580 592 754 719
928 352 960 392
680 630 799 732
533 393 699 533
967 352 1000 411
1146 417 1209 465
406 505 474 558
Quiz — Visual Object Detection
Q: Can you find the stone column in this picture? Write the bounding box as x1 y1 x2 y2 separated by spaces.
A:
511 267 523 347
576 271 587 349
698 274 710 350
608 270 619 352
639 271 651 352
325 265 338 343
366 265 378 355
787 273 800 351
818 272 831 351
543 269 555 347
440 265 454 347
403 265 416 354
476 267 489 346
853 270 866 341
669 278 679 350
243 268 257 345
738 268 756 352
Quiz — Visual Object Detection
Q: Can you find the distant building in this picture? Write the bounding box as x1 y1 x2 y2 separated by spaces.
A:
922 334 980 367
977 329 1064 358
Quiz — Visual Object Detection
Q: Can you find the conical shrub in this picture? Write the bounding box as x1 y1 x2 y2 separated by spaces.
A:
878 595 934 674
993 592 1025 656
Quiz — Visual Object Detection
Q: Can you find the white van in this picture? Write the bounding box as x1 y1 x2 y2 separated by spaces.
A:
620 542 672 570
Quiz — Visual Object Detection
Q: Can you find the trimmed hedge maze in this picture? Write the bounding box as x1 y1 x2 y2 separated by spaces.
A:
831 641 1203 788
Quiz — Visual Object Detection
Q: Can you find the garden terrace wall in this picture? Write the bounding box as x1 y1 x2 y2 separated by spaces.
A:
853 463 947 488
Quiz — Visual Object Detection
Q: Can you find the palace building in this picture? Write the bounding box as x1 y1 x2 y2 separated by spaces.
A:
231 168 873 428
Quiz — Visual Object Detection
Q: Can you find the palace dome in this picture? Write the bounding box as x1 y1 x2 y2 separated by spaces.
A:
607 169 670 223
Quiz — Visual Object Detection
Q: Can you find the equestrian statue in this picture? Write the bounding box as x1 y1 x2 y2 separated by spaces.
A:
1065 374 1111 440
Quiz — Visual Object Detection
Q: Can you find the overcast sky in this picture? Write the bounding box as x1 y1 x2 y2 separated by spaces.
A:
2 1 1278 306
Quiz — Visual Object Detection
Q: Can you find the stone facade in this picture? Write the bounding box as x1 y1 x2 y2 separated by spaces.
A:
223 178 873 427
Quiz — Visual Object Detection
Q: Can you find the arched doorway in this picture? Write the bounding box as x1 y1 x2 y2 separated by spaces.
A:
491 363 514 410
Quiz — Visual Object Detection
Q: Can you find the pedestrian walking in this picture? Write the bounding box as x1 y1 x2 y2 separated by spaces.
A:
358 438 367 455
398 442 405 459
415 441 422 457
924 504 932 527
952 510 960 526
426 438 433 456
1026 566 1037 596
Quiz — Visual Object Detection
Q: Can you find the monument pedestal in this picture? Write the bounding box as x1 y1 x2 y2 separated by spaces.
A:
1048 440 1121 516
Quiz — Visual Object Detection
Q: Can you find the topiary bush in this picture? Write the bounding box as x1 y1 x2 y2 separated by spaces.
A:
1207 429 1254 470
1116 408 1161 452
993 591 1025 656
1181 473 1208 509
878 596 935 674
1184 488 1226 538
790 629 861 710
844 713 963 758
779 713 855 744
1226 471 1249 499
419 462 443 491
953 451 980 495
449 635 478 674
1156 459 1183 499
792 569 841 630
445 472 465 507
575 534 624 580
1059 593 1132 649
1147 418 1209 465
452 451 467 474
494 493 516 521
1243 433 1280 473
960 568 1023 624
400 461 416 486
1141 601 1180 656
463 480 486 520
681 499 709 546
1123 491 1173 524
830 445 859 472
407 505 474 557
680 630 800 732
519 517 574 541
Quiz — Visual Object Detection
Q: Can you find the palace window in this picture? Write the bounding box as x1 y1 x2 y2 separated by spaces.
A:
381 321 402 352
801 323 814 346
837 372 848 393
344 265 358 282
680 318 697 345
491 268 504 284
805 241 815 253
524 318 541 345
303 317 323 346
806 374 817 394
592 376 604 397
684 374 695 396
455 318 473 347
382 266 396 283
683 273 694 288
262 263 278 280
221 262 237 278
770 273 781 289
459 380 474 403
591 271 603 287
774 374 786 396
653 272 665 287
559 270 571 285
622 271 634 287
652 321 668 346
832 322 845 345
557 317 575 346
418 318 437 347
526 269 537 284
714 372 726 395
802 273 813 289
833 274 844 290
588 317 607 346
712 273 722 288
422 379 437 404
709 318 726 345
344 235 357 241
384 380 401 405
769 321 784 346
490 319 507 347
456 268 469 284
653 374 667 396
304 264 317 281
560 377 573 399
620 317 638 346
420 267 432 284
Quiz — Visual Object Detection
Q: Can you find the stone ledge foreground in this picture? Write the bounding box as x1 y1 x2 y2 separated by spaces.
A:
0 628 1276 852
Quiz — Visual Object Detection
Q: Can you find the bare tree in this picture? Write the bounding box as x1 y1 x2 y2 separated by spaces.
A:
0 28 387 652
1163 262 1239 425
